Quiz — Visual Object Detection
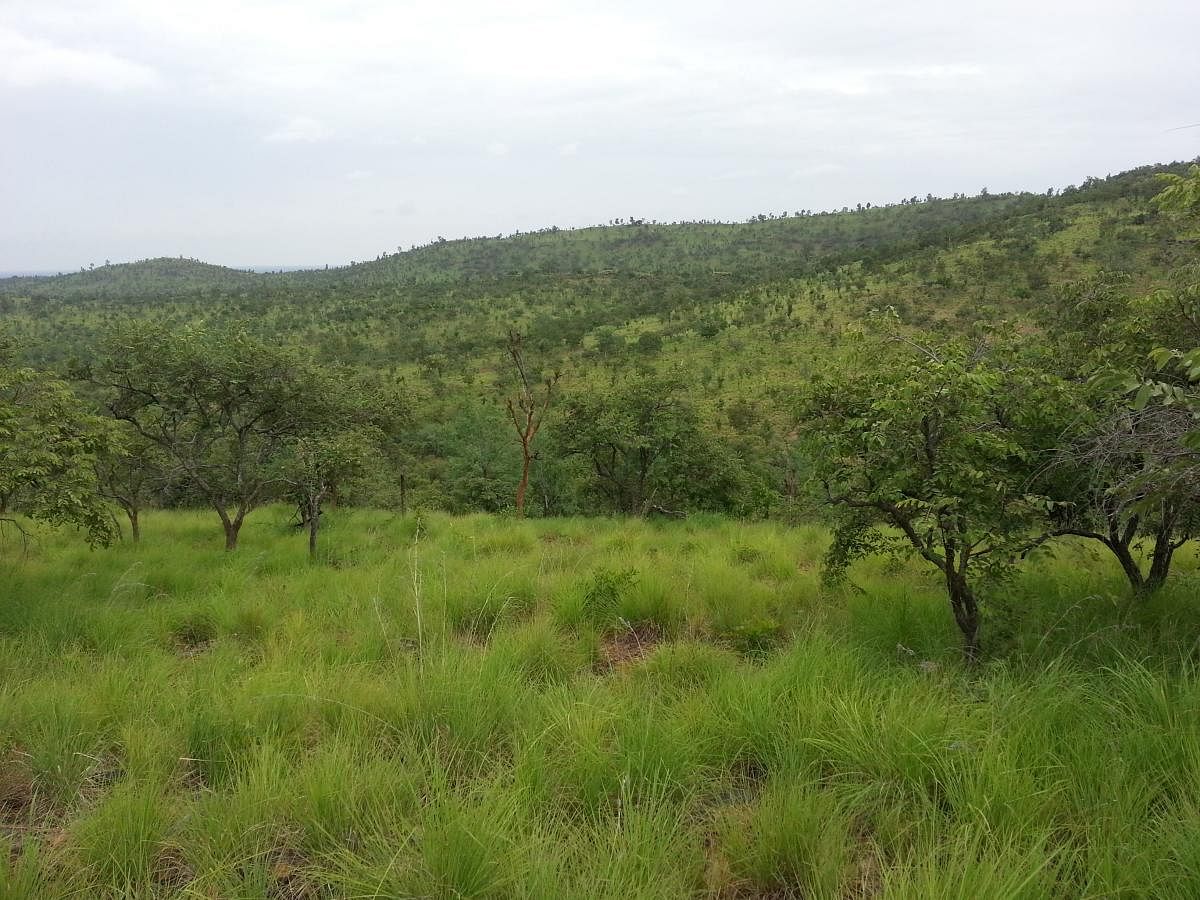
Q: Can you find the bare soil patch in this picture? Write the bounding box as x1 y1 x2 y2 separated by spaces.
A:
595 622 663 672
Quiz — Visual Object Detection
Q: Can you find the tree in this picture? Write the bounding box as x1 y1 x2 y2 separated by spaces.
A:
83 324 336 550
503 329 560 517
558 375 761 516
799 333 1071 661
94 430 165 543
278 427 381 558
1036 161 1200 590
1152 163 1200 218
0 363 117 549
1039 383 1196 595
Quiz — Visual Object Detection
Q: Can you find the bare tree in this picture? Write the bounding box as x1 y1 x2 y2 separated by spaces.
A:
504 330 560 517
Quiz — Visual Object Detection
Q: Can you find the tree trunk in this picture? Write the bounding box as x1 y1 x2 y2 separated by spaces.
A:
127 507 140 544
1107 539 1147 595
946 570 981 663
308 512 319 559
515 453 531 517
221 513 243 551
1145 541 1175 596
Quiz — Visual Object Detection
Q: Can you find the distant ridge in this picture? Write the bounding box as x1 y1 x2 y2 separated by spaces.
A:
2 160 1192 302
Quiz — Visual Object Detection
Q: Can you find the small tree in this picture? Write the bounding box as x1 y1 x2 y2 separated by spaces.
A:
559 375 761 516
1034 264 1199 595
503 329 560 517
94 430 165 542
800 334 1070 661
1042 396 1196 595
0 363 117 549
278 428 381 559
83 324 335 550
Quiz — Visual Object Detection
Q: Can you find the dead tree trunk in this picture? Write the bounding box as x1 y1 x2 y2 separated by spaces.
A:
504 330 560 517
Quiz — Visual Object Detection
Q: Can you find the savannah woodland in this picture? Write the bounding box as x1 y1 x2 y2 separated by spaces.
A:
2 162 1200 897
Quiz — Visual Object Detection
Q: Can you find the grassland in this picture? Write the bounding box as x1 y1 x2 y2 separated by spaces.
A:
2 509 1200 898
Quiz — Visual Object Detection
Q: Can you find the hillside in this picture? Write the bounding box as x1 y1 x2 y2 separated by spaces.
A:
0 256 258 299
2 160 1196 513
4 161 1187 301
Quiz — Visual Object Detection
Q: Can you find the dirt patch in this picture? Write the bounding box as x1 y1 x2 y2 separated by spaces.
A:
846 827 884 898
175 637 215 659
703 825 791 899
171 616 218 658
77 751 124 807
538 530 589 546
0 751 36 827
152 844 195 892
595 623 663 672
0 749 57 865
267 844 323 900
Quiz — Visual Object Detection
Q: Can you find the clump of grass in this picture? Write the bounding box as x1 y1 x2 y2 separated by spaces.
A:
441 558 537 639
716 778 853 897
70 783 169 893
556 567 639 629
168 610 218 653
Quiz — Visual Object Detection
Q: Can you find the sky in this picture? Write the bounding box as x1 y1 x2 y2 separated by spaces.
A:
2 0 1198 271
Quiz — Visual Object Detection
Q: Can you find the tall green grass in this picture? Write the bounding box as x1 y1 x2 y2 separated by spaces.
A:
1 506 1198 897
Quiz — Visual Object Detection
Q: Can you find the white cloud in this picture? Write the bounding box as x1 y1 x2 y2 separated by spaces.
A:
264 116 333 143
0 26 158 91
2 0 1198 268
715 169 761 181
790 163 847 179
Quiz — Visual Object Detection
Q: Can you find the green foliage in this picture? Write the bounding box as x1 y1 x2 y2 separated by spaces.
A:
717 780 852 896
278 426 384 557
2 161 1192 519
82 322 348 548
1153 164 1200 218
577 567 639 628
559 375 765 515
0 363 117 548
800 329 1077 656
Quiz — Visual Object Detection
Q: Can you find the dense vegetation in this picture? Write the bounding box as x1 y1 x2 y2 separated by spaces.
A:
2 159 1199 895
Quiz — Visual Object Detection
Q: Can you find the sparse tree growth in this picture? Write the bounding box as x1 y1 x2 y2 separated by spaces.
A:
8 157 1200 894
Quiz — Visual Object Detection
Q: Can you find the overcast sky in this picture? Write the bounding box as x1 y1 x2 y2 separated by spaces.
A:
2 0 1197 271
